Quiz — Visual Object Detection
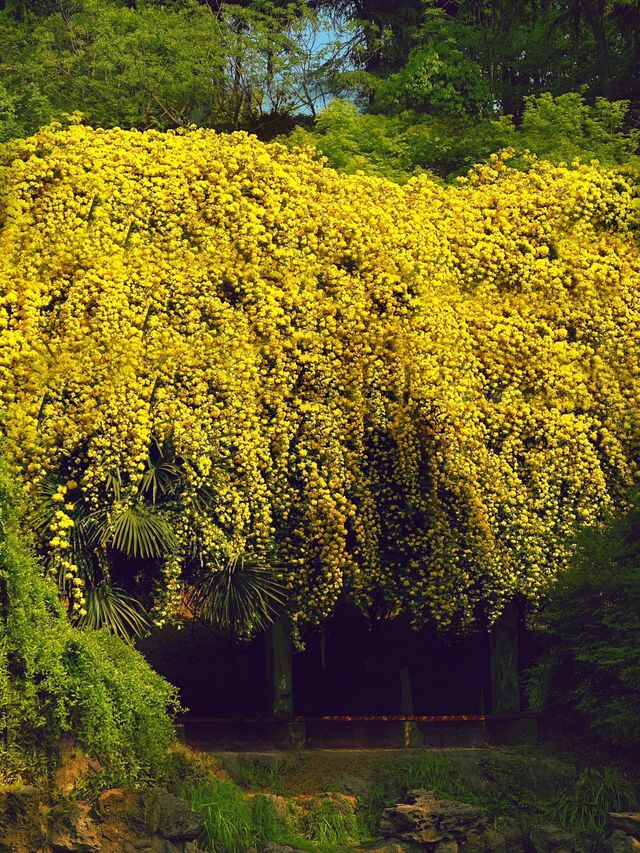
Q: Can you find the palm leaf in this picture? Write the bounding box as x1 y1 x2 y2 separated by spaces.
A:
28 473 63 534
76 582 150 640
109 502 176 559
188 553 287 635
139 434 182 504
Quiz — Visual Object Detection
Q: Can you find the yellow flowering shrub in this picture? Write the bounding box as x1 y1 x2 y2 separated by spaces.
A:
0 122 638 631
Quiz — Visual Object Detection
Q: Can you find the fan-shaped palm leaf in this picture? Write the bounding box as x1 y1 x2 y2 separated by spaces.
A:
188 554 287 635
109 502 176 559
77 582 150 640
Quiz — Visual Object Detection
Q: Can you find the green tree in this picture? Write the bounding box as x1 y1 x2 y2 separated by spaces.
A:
0 81 52 142
285 92 639 181
0 0 351 134
527 498 640 748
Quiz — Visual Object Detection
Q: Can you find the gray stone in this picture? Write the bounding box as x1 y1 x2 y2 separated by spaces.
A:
150 789 205 841
529 823 584 853
610 814 640 838
459 834 487 853
380 789 486 845
435 841 459 853
609 830 640 852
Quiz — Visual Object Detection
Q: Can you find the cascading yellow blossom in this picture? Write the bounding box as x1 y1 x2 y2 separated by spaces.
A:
0 121 638 630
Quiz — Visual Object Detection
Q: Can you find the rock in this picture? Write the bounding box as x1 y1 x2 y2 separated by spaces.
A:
0 786 48 853
380 789 486 846
47 800 102 852
150 789 205 841
358 840 424 853
435 842 459 852
610 814 640 838
330 774 370 800
608 830 640 852
54 738 101 795
94 788 148 834
149 839 183 853
459 834 487 853
264 844 294 853
529 823 586 853
95 787 203 843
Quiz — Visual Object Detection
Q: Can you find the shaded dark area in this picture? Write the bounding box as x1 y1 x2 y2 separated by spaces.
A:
293 606 492 717
139 606 515 718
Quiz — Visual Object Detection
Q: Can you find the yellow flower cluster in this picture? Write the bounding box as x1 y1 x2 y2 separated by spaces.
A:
0 125 638 629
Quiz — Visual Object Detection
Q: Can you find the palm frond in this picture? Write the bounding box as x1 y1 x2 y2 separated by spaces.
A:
109 502 176 559
188 553 287 635
76 582 150 640
139 434 182 504
28 474 63 535
104 468 123 500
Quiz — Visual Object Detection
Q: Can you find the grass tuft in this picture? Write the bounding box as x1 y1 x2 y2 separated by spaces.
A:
549 767 638 834
190 778 254 853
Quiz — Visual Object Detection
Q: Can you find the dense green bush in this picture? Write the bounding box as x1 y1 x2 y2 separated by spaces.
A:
0 457 180 786
527 498 640 749
286 93 640 181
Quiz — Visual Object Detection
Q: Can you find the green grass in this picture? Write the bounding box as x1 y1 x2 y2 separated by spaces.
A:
189 779 362 853
233 756 289 792
548 767 638 834
301 800 358 848
190 779 255 853
405 752 473 801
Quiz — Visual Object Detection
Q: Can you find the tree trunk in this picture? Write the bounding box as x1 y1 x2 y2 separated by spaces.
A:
265 616 293 719
490 601 520 714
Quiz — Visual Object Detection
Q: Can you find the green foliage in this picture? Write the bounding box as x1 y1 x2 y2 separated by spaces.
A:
285 99 512 181
231 755 289 791
190 778 255 853
357 772 403 836
188 777 360 853
0 456 179 786
0 80 52 143
527 498 640 748
301 799 357 847
372 41 492 119
286 92 639 182
404 752 474 801
516 92 640 173
81 582 150 639
0 0 350 136
548 767 638 833
187 553 286 637
253 793 287 846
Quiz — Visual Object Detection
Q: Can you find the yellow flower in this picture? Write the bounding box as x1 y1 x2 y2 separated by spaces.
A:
0 122 637 629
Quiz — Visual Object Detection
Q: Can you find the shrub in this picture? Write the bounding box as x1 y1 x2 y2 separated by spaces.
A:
527 499 640 748
0 457 179 786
